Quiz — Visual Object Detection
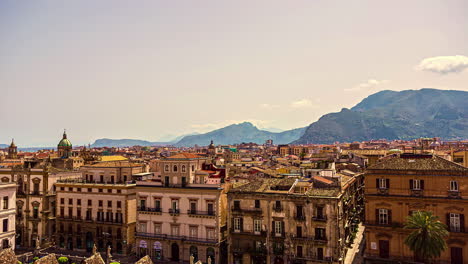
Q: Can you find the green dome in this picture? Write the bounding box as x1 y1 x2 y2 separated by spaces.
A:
58 130 72 147
58 138 72 147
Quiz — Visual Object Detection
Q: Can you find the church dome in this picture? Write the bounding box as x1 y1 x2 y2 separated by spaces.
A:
58 131 72 147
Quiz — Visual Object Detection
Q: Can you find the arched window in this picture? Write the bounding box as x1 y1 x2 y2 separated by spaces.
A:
190 246 198 262
173 165 178 172
1 177 8 183
165 165 169 172
182 165 186 172
207 247 215 264
192 165 195 171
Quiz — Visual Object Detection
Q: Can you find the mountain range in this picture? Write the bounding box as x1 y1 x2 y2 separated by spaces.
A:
20 88 466 148
293 88 468 144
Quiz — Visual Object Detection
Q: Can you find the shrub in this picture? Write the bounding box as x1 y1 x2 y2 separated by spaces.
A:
33 257 39 261
57 256 69 263
110 262 120 264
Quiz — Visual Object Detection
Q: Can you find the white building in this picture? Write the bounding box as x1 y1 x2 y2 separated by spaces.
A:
0 183 16 249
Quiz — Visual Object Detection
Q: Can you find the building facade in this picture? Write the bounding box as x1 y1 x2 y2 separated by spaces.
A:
364 154 468 264
135 153 227 263
227 174 363 264
0 183 16 249
54 161 143 255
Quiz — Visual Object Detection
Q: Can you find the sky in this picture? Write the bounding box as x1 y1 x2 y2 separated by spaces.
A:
1 0 468 146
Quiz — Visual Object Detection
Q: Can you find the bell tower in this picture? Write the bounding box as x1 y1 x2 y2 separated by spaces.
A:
7 139 18 159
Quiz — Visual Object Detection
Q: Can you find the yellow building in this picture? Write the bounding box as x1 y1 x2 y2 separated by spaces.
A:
453 150 468 168
364 153 468 264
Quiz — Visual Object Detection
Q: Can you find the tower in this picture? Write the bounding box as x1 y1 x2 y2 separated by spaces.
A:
7 139 17 159
57 130 72 158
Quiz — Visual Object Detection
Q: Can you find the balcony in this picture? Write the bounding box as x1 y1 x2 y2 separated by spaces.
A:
138 207 162 213
376 188 389 195
169 208 180 215
448 190 461 199
295 214 306 221
410 189 423 197
135 232 218 244
231 207 262 215
271 231 286 238
312 215 327 222
230 228 266 236
187 210 215 217
273 206 283 212
365 220 403 228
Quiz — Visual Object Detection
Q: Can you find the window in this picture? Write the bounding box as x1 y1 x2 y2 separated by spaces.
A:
68 207 73 217
192 165 195 171
182 165 186 172
69 199 73 205
173 165 178 172
234 218 241 232
108 201 112 207
207 228 215 239
274 221 282 235
377 178 389 189
2 197 8 209
165 165 169 172
233 200 240 210
108 189 112 193
378 209 389 225
275 201 281 210
207 202 214 215
117 201 122 208
297 245 303 258
154 199 161 210
154 223 161 234
139 222 147 232
77 199 81 206
88 200 92 206
171 225 179 236
77 188 81 192
410 179 424 190
450 181 459 191
171 200 178 210
189 226 198 238
68 187 73 191
315 228 325 240
254 200 260 208
296 226 302 238
99 200 103 207
88 188 92 192
60 198 65 205
2 219 8 232
99 189 103 193
449 213 462 232
190 202 197 214
254 219 262 233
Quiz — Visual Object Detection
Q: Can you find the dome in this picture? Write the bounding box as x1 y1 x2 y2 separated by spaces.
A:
58 138 72 147
58 130 72 147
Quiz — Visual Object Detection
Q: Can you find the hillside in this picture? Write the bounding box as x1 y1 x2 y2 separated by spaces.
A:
175 122 306 146
293 88 468 144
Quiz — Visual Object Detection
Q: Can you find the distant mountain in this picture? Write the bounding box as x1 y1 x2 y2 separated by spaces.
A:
0 144 8 148
91 138 172 148
175 122 306 146
293 88 468 144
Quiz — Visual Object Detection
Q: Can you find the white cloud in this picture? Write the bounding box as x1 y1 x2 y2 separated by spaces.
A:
290 99 316 108
259 103 279 109
416 55 468 74
345 79 389 92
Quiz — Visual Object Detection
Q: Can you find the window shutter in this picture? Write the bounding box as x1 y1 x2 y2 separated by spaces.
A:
420 180 425 190
240 218 244 232
461 214 465 232
386 179 390 189
388 210 392 224
409 179 413 190
446 213 451 231
376 178 380 188
281 221 285 235
375 209 379 223
272 221 275 232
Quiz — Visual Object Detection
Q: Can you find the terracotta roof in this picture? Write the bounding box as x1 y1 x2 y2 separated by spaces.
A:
0 248 17 264
368 154 468 172
313 176 333 185
166 153 203 159
87 161 142 168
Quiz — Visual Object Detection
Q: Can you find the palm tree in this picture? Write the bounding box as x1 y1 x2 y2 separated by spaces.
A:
404 211 449 263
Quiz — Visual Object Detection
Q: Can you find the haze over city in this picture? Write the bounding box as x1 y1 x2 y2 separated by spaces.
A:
1 0 468 146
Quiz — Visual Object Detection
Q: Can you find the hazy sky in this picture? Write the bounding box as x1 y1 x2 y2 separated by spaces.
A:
1 0 468 146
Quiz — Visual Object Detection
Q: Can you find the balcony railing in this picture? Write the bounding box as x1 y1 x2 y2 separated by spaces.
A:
271 231 286 238
312 215 327 222
365 220 403 228
295 214 306 221
138 207 162 213
410 189 423 197
187 210 215 216
273 206 283 212
169 208 180 214
291 235 327 242
376 188 389 195
135 232 218 244
448 190 461 198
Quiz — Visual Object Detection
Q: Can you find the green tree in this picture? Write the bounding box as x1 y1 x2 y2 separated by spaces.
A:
404 211 448 262
57 256 69 263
